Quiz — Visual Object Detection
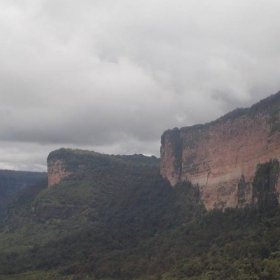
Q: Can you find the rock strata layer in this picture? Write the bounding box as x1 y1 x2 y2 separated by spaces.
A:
160 92 280 210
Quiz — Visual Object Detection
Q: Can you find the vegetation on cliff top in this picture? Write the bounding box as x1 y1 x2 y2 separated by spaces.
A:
162 91 280 137
48 148 159 172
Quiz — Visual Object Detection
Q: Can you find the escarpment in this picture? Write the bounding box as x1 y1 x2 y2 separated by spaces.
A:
47 148 82 187
47 148 160 188
47 148 104 187
161 92 280 210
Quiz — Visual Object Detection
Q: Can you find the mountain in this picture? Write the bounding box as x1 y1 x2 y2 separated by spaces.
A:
47 148 159 188
161 91 280 210
1 147 280 279
0 149 202 279
0 170 46 221
2 93 280 279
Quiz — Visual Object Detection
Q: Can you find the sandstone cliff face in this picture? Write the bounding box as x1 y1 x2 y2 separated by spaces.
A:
47 159 71 188
161 92 280 210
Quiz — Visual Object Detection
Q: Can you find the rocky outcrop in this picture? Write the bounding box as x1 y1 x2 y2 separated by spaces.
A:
47 148 159 188
160 92 280 210
47 159 70 188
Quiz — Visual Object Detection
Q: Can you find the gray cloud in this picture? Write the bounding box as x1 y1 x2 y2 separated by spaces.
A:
0 0 280 170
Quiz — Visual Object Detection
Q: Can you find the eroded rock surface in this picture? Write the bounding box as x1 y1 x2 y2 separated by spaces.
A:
161 92 280 210
47 159 70 187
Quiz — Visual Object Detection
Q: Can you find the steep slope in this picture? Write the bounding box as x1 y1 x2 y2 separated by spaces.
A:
3 149 161 238
0 170 46 220
161 91 280 210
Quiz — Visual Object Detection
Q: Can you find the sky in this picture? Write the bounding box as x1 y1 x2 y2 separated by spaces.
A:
1 0 280 171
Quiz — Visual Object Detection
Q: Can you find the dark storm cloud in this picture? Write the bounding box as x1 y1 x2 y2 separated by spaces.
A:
1 0 280 170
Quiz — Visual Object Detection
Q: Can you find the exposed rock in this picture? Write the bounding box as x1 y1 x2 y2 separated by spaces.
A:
160 91 280 210
47 159 70 188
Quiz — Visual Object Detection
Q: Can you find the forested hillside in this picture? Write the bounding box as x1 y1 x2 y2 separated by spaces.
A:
0 170 46 221
0 150 280 279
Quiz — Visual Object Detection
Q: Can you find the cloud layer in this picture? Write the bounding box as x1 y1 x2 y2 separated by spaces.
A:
1 0 280 171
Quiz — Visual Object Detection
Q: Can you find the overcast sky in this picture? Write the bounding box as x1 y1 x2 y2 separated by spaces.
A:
1 0 280 171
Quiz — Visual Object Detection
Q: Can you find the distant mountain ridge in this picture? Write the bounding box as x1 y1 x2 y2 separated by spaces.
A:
0 169 46 220
160 91 280 210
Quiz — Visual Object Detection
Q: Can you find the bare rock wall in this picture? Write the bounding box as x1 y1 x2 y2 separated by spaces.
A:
160 93 280 210
48 159 71 187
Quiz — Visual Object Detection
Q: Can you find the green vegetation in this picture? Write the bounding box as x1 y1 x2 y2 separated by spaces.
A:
252 159 279 211
170 91 280 136
266 100 280 135
0 170 46 221
216 90 280 124
0 150 280 279
161 128 182 176
237 175 250 207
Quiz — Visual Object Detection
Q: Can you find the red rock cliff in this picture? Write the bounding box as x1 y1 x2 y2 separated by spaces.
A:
160 92 280 210
47 159 71 188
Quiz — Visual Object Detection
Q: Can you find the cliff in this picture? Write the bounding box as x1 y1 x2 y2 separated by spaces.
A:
47 148 159 188
47 148 104 187
4 130 280 278
161 91 280 210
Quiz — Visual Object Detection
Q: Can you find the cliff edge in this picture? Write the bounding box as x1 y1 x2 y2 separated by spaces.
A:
47 148 159 188
160 91 280 210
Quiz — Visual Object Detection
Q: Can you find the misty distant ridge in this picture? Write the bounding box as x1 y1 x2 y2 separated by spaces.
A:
0 169 47 220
